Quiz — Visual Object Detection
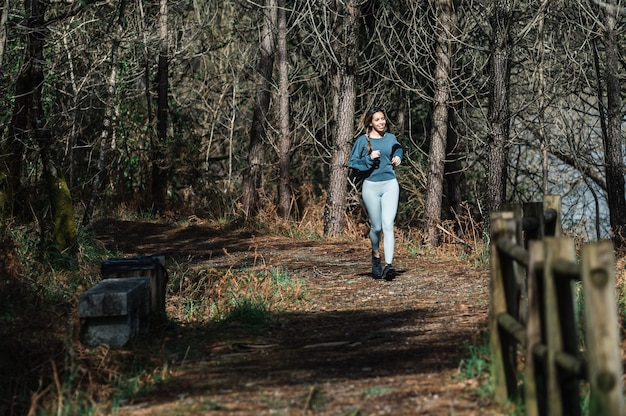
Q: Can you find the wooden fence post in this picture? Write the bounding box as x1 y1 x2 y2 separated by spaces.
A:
490 211 519 404
543 238 566 415
524 202 544 242
525 240 545 416
544 237 580 416
490 196 623 415
581 241 625 416
511 205 528 325
543 195 561 237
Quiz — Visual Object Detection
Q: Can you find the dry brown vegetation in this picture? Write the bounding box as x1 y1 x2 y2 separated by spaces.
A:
1 209 625 415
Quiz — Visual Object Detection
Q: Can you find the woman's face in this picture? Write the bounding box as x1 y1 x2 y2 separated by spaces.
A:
370 111 386 135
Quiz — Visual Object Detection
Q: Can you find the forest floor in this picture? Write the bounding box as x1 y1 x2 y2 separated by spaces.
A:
93 219 508 415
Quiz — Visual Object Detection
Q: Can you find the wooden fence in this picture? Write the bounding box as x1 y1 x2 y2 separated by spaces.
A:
490 195 625 416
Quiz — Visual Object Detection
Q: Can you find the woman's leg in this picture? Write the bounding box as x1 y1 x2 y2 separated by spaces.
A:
380 179 399 265
361 180 382 252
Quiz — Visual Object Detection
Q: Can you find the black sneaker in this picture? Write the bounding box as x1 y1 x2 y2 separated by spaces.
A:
371 255 383 279
382 264 397 281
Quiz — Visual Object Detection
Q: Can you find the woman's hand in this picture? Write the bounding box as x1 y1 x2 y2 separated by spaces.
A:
370 150 380 160
391 156 401 166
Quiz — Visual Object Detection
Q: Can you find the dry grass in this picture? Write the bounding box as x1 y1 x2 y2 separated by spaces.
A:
3 203 625 415
167 262 305 325
0 219 309 415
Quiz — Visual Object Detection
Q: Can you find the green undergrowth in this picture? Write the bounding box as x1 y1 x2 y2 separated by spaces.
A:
455 331 523 415
456 332 492 393
457 308 595 415
2 213 488 415
2 220 308 415
1 224 113 415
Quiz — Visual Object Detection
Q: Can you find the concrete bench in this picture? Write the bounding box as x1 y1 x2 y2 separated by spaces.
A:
78 277 150 347
101 255 167 319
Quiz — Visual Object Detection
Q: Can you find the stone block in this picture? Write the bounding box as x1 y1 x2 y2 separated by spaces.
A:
78 277 150 347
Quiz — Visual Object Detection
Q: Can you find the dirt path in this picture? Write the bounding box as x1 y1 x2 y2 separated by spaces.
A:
96 220 498 415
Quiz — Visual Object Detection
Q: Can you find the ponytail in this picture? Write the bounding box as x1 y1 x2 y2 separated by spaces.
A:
365 126 372 154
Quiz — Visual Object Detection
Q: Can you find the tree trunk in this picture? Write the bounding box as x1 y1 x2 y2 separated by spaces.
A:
83 0 126 226
445 111 461 222
11 0 77 251
487 0 512 218
139 0 153 138
151 0 169 213
41 146 77 253
0 0 12 214
537 8 548 194
601 0 626 245
325 75 356 238
31 0 76 253
4 0 33 217
3 78 27 218
241 0 277 217
0 0 8 66
323 0 359 238
423 0 453 246
277 0 292 220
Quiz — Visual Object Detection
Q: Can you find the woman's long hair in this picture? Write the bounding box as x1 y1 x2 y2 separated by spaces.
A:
356 107 386 154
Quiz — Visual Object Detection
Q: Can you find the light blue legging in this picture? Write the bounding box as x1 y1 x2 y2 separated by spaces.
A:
362 178 399 265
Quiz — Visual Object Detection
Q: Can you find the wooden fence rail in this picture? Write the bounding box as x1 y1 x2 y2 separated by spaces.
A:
490 195 624 416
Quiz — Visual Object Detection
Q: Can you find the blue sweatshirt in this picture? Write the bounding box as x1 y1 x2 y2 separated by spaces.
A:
349 132 403 182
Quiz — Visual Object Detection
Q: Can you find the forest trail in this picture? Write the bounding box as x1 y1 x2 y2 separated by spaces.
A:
95 219 500 415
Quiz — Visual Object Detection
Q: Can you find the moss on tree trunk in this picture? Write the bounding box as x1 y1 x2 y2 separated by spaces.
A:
49 175 77 254
41 150 77 253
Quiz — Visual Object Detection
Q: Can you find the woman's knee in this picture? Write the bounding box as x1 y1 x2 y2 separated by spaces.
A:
371 223 383 234
382 217 395 230
382 225 394 236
